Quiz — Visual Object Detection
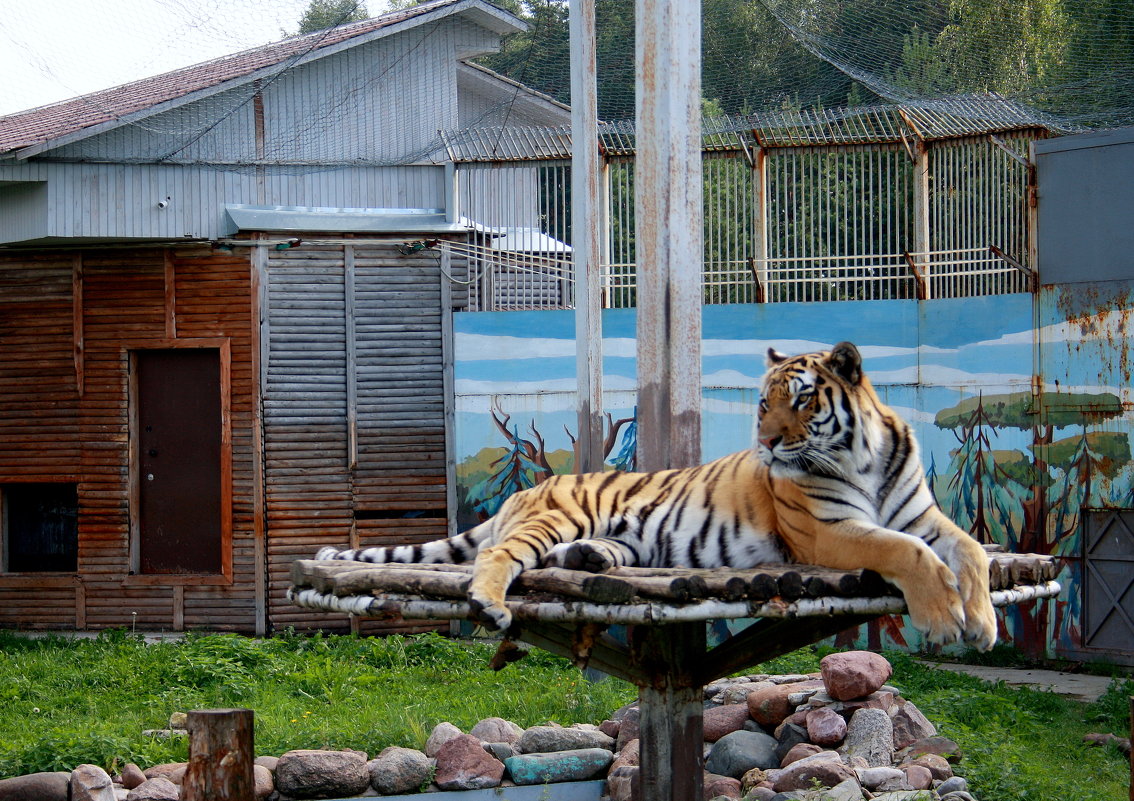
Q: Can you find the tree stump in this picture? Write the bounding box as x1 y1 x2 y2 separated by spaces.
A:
183 708 255 801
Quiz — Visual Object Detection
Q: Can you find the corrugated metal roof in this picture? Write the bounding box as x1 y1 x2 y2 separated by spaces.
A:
442 95 1058 161
225 204 470 234
0 0 524 157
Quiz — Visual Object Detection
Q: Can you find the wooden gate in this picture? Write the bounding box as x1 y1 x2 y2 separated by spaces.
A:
1082 509 1134 662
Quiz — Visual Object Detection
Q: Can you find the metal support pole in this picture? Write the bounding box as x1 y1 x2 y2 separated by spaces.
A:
635 0 703 472
571 0 605 474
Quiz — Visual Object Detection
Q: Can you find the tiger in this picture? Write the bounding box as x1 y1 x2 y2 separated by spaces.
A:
316 341 997 651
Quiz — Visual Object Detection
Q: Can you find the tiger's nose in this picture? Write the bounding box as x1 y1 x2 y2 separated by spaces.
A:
759 435 782 450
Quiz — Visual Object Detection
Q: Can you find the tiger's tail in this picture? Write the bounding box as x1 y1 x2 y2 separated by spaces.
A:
315 520 494 565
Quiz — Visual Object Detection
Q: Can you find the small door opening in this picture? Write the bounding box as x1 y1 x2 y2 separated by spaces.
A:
134 349 222 574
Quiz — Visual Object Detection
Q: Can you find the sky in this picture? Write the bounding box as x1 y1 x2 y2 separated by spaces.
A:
0 0 391 116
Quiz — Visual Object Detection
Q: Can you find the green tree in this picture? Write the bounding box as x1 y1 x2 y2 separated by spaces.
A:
294 0 370 35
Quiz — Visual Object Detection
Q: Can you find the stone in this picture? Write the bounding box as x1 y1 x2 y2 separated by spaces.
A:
839 691 896 717
902 765 932 790
820 652 893 702
125 778 179 801
606 765 639 801
748 681 824 727
505 748 613 785
745 788 777 801
168 712 188 730
0 772 70 801
824 777 868 801
275 749 370 799
703 772 742 799
599 719 621 738
704 702 754 742
119 764 147 791
739 766 769 791
903 753 952 781
719 681 774 705
869 793 936 801
615 707 641 751
367 746 432 795
936 776 969 795
897 736 962 764
71 765 116 801
805 707 847 746
141 765 185 785
939 793 977 801
773 723 810 762
470 717 524 744
425 722 464 757
890 703 937 750
483 742 515 761
611 738 640 773
253 755 278 772
841 708 894 767
855 766 906 791
770 751 855 793
780 743 822 767
252 764 273 800
434 733 504 790
517 725 614 753
705 730 780 778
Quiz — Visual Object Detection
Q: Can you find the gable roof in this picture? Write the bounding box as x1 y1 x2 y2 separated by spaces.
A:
0 0 524 158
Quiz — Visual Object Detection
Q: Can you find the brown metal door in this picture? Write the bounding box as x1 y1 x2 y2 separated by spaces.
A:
136 349 222 574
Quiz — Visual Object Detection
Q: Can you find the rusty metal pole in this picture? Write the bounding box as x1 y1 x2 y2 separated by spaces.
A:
635 0 703 473
570 0 605 474
183 708 255 801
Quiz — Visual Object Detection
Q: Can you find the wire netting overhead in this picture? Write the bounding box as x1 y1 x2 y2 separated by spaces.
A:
3 0 1132 168
480 0 1134 131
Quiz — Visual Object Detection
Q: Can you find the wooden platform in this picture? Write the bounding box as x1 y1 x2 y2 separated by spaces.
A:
287 546 1061 801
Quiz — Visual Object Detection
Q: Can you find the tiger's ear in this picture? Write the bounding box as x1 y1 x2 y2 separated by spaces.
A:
765 347 789 367
827 341 862 384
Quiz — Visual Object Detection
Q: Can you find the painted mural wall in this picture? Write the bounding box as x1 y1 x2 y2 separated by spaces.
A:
453 290 1133 660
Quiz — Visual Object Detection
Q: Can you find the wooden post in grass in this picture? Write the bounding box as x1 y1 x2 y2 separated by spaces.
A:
183 708 255 801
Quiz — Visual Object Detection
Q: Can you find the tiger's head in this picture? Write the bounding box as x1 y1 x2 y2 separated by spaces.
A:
755 341 869 476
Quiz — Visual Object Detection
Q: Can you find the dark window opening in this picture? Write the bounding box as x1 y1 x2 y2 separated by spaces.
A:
4 483 78 572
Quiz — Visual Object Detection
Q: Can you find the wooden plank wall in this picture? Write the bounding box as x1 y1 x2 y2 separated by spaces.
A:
265 239 466 634
0 247 260 632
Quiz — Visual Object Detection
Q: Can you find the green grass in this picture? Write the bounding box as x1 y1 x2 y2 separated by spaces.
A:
0 631 1129 801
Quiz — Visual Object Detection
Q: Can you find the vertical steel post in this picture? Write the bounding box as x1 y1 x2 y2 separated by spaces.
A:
571 0 605 473
635 0 703 472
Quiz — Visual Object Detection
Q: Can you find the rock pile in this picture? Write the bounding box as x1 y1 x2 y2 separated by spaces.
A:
0 651 981 801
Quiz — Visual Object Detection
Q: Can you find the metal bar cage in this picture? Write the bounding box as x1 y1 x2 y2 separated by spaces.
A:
451 126 1041 311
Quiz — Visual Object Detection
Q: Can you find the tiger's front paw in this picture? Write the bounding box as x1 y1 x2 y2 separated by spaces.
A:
903 564 966 646
957 564 998 651
543 540 617 572
467 595 512 632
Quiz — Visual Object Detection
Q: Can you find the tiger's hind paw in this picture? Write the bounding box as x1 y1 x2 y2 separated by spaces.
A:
467 596 512 632
316 546 346 560
962 598 998 652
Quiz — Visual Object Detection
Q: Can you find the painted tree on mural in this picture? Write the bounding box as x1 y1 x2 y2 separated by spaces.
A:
934 389 1127 654
462 407 638 523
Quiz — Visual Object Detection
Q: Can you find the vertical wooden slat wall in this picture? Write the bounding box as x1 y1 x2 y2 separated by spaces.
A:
0 254 81 627
0 247 260 632
265 238 466 634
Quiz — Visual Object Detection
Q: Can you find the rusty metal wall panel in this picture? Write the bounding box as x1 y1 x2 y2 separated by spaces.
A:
1036 127 1134 284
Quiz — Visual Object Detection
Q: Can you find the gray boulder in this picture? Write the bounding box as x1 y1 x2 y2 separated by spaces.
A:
0 772 70 801
274 749 370 799
517 725 614 753
705 729 780 778
70 765 116 801
367 746 432 795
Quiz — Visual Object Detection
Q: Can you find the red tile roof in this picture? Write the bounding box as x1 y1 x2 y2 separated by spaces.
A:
0 0 509 156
